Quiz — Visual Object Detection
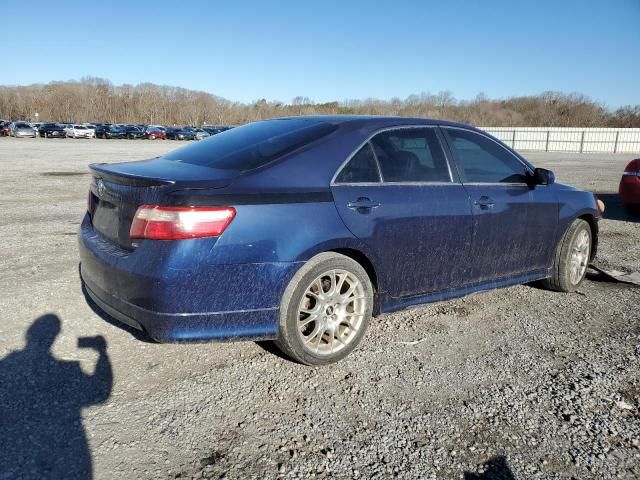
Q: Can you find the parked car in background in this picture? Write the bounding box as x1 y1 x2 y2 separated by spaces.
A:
165 127 194 140
94 125 107 138
124 126 145 139
144 127 166 140
203 126 233 136
0 121 11 136
184 127 210 141
65 124 96 139
148 125 166 132
79 116 602 365
96 125 125 139
619 158 640 214
9 122 37 138
39 123 66 138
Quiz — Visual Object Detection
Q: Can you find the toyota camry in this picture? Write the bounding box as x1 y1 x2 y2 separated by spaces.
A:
79 116 602 364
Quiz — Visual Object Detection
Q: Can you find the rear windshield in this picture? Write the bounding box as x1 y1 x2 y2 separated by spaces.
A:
163 119 337 171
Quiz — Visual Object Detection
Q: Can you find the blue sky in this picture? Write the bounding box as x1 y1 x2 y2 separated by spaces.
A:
1 0 638 108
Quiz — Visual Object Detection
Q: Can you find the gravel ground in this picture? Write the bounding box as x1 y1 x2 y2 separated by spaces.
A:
0 137 638 480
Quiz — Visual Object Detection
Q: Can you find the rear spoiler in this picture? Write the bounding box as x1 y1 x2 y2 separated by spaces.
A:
89 163 175 187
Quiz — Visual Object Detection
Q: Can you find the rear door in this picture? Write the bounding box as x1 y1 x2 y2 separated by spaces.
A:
441 127 558 282
331 127 473 297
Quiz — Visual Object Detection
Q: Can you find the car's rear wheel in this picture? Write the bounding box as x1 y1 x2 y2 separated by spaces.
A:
275 252 373 365
542 219 591 292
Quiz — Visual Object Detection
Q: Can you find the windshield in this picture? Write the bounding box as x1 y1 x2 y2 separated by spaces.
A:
15 123 30 128
164 119 336 171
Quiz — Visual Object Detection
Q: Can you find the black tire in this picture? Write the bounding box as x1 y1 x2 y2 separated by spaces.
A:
275 252 374 365
624 204 640 217
542 219 592 292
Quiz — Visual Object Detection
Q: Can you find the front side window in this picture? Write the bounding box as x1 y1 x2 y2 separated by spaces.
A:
444 128 529 183
370 128 450 182
334 143 381 183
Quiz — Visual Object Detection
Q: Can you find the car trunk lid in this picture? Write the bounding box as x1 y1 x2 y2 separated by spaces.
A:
89 158 237 249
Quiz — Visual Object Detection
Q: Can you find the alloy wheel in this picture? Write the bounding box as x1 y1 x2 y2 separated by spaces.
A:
297 269 366 356
569 229 590 285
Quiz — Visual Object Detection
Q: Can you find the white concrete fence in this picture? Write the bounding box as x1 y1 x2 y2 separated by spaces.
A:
480 127 640 154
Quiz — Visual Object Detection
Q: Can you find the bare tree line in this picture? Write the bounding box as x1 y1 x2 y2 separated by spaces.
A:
0 77 638 127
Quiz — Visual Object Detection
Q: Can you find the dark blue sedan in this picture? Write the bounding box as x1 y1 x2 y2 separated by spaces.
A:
79 116 601 364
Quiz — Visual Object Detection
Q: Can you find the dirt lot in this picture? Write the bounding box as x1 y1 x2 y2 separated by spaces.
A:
0 137 638 480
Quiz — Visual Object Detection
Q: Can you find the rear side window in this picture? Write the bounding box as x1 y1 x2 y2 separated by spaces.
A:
164 119 337 172
370 128 450 182
444 128 528 183
335 144 381 183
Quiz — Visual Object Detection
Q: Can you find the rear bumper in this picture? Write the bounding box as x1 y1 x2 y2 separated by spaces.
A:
78 216 300 342
81 274 280 342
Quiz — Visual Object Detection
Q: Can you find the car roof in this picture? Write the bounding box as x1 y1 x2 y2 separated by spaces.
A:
267 115 475 130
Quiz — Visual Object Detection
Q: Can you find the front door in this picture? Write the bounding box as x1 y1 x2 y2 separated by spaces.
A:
442 127 558 282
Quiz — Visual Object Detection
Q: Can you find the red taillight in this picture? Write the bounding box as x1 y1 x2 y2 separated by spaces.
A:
130 205 236 240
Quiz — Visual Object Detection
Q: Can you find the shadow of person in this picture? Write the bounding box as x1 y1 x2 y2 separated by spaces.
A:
0 314 113 479
464 455 516 480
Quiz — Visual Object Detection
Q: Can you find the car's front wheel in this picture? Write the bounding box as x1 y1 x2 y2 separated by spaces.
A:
275 252 373 365
543 218 592 292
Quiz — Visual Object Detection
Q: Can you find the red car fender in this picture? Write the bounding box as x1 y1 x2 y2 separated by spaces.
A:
619 158 640 206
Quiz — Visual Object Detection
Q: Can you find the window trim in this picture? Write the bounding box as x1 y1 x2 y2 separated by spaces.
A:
441 126 534 185
331 125 455 186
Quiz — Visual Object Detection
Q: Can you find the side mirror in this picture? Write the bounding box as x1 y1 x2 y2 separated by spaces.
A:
532 167 555 186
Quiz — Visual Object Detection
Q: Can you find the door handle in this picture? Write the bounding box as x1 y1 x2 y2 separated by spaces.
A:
473 196 495 209
347 198 381 210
